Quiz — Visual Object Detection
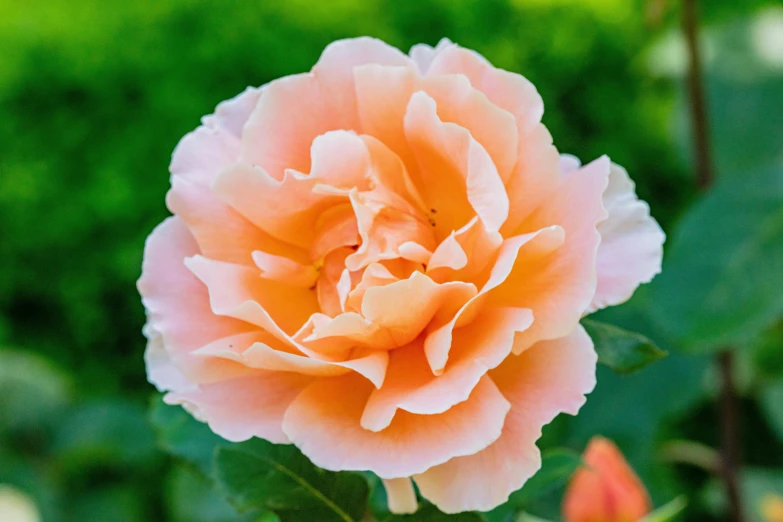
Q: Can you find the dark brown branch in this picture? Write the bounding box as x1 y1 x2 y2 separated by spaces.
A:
681 1 744 520
682 0 713 189
718 351 744 522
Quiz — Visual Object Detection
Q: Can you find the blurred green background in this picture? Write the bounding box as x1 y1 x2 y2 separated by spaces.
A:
1 0 783 520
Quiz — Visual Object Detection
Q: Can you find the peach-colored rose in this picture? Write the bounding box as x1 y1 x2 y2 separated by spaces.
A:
563 437 652 522
138 37 664 514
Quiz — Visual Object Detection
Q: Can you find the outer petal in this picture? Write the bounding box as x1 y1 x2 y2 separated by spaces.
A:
590 162 665 312
313 37 413 133
282 373 510 479
413 326 597 513
490 156 610 352
165 372 312 444
170 86 260 186
138 217 253 384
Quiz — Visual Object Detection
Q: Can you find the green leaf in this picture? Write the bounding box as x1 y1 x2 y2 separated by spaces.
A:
148 396 227 476
166 464 265 522
213 438 369 522
582 319 667 374
384 504 486 521
485 449 581 522
639 496 687 522
649 165 783 351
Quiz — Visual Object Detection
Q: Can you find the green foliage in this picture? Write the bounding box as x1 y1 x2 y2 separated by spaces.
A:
582 319 667 374
215 440 369 522
649 164 783 352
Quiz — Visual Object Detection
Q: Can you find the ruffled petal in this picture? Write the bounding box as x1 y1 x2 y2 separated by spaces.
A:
167 176 305 266
313 37 412 133
185 255 319 336
404 91 509 236
193 330 388 388
138 217 253 384
591 162 665 312
424 225 565 373
361 307 533 431
490 156 610 352
413 325 597 513
306 271 476 350
282 373 510 478
165 372 312 444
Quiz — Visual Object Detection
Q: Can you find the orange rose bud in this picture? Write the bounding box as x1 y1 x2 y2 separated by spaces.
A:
563 436 652 522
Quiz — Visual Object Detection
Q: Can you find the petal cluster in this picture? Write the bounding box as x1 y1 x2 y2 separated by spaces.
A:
138 37 664 514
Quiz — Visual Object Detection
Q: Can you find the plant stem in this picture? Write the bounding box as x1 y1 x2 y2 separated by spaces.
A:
681 0 745 520
719 351 744 522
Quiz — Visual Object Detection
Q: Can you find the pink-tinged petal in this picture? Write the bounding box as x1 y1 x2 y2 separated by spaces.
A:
383 478 418 515
170 125 241 187
167 176 305 266
165 372 312 444
404 91 509 236
424 226 565 373
361 307 533 431
138 217 253 384
194 331 388 388
313 37 412 132
590 162 665 312
143 323 195 394
409 38 454 74
252 251 319 288
491 156 610 353
185 255 318 336
169 87 260 185
414 325 597 513
421 73 518 183
282 373 510 478
427 45 543 132
559 153 581 173
201 86 262 138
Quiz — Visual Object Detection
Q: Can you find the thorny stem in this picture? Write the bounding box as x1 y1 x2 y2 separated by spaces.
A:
681 0 745 520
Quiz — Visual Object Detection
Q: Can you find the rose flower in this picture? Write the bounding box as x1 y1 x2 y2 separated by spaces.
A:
563 436 652 522
138 37 664 514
